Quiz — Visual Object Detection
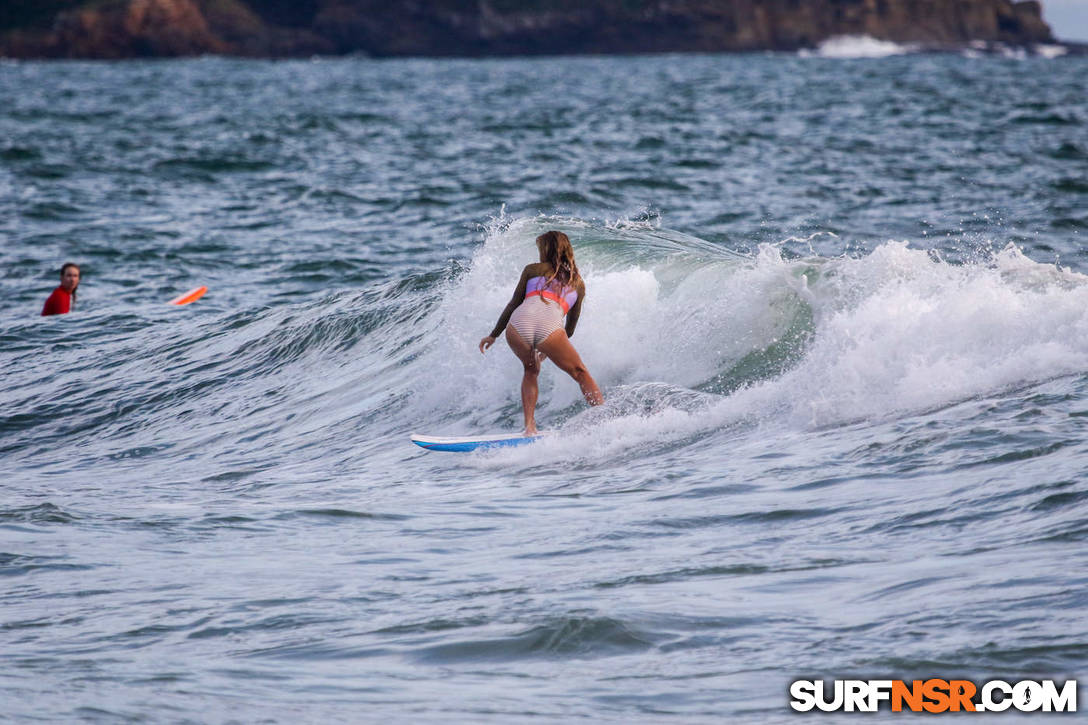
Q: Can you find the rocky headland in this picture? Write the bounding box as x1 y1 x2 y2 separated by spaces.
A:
0 0 1061 60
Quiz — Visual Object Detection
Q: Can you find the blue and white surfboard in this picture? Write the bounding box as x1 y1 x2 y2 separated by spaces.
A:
410 432 541 452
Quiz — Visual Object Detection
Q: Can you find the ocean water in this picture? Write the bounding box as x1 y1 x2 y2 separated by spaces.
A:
2 52 1087 722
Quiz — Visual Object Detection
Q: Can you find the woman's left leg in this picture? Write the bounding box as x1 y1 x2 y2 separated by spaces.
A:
536 330 603 406
505 326 543 434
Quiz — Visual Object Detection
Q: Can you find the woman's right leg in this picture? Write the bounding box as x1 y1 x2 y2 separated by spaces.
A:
505 326 542 434
537 330 604 406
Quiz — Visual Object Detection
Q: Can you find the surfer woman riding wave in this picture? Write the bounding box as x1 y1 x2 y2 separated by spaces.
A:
479 231 604 434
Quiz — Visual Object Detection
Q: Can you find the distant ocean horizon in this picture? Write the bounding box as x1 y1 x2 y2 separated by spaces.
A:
2 52 1086 721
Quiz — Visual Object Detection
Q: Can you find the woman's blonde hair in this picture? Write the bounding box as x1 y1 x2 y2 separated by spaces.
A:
536 230 581 289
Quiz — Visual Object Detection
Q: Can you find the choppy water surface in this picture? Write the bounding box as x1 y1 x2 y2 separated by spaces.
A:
2 53 1087 722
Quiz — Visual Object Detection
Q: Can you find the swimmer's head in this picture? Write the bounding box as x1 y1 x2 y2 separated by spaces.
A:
536 231 580 286
60 262 80 293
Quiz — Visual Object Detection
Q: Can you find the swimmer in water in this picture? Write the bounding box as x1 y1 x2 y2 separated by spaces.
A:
41 262 80 316
479 230 604 434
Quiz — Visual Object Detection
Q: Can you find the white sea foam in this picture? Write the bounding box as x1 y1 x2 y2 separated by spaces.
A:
801 35 911 59
423 220 1088 461
422 217 795 418
731 242 1088 428
1035 44 1069 59
962 42 1066 60
993 43 1029 60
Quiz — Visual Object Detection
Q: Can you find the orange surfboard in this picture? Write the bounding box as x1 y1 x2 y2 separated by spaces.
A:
168 286 207 306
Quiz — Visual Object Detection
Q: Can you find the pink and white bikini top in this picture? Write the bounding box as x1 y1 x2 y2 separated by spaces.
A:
525 276 578 314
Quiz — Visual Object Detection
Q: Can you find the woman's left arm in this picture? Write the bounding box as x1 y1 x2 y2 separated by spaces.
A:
565 292 584 338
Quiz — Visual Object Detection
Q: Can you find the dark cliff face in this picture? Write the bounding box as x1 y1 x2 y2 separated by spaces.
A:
0 0 1056 60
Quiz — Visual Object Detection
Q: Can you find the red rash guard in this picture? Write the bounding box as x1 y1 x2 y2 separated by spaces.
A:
41 286 72 316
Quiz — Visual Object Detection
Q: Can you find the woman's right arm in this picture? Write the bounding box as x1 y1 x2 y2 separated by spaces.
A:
480 265 533 352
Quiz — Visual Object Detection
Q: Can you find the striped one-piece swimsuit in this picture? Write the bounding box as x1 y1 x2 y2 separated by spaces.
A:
509 276 578 347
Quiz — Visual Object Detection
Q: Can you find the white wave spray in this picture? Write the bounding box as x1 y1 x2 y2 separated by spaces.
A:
409 218 1088 462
